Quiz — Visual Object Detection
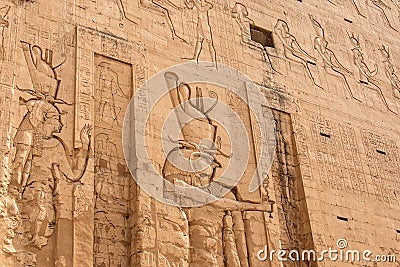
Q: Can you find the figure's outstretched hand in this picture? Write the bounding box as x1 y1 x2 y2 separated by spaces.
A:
80 124 92 148
259 200 274 213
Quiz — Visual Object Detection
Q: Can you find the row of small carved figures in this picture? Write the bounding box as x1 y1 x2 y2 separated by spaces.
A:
269 15 400 112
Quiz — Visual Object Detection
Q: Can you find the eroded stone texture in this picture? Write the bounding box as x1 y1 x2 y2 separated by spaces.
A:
0 0 399 266
93 54 132 267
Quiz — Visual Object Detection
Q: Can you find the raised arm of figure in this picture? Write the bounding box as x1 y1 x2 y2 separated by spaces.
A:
53 125 91 183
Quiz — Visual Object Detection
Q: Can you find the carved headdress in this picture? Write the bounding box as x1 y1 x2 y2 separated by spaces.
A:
164 72 229 156
19 41 69 105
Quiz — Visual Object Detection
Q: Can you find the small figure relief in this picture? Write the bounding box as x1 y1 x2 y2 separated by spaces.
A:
0 179 20 254
73 185 91 218
11 42 91 249
274 19 322 88
379 45 400 99
15 250 37 267
139 0 186 42
0 5 10 61
183 0 217 64
231 3 280 74
348 33 379 85
309 16 359 100
163 72 274 267
231 3 254 45
96 62 129 126
369 0 397 31
348 33 396 113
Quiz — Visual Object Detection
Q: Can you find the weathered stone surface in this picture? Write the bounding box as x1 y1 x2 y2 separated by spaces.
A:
0 0 399 266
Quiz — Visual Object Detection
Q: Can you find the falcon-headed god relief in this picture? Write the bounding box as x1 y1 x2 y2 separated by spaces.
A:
162 72 274 267
162 72 226 190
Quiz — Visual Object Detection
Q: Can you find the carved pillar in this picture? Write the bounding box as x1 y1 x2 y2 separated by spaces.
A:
75 25 147 267
73 27 96 267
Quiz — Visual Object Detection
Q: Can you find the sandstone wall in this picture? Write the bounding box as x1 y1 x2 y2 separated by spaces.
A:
0 0 399 266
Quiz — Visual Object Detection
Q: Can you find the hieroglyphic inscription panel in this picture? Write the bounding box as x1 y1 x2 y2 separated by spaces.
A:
75 25 147 148
308 112 400 205
361 129 400 205
75 25 147 267
93 54 132 267
309 114 368 195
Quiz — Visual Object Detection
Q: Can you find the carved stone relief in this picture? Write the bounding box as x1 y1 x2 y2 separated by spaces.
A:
361 129 400 204
231 3 278 74
139 0 186 42
348 33 396 113
0 5 10 61
349 33 379 86
160 72 274 266
274 19 322 88
308 113 368 195
1 1 400 266
379 45 400 99
309 16 358 99
369 0 397 31
183 0 216 63
75 26 147 146
96 61 129 126
74 25 147 267
6 41 91 266
307 112 400 204
93 54 133 267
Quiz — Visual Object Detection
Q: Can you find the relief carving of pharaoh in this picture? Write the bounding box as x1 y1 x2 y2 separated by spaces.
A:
162 72 273 266
10 41 91 249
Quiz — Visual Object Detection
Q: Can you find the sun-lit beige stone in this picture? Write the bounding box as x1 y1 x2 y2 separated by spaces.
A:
0 0 399 266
